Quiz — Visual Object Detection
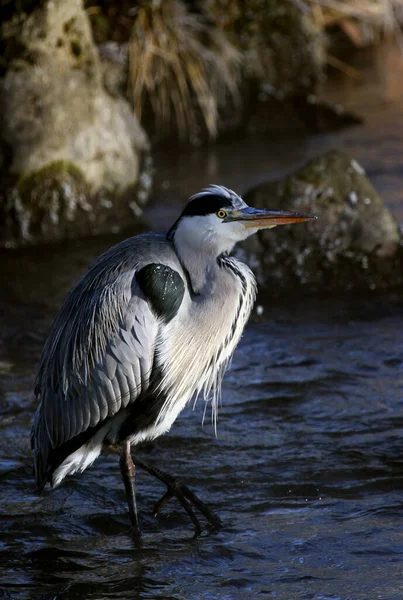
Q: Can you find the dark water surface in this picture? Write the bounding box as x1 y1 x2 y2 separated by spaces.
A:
2 43 403 600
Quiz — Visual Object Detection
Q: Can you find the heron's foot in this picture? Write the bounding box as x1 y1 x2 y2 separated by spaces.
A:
153 477 222 532
153 489 174 516
133 455 222 536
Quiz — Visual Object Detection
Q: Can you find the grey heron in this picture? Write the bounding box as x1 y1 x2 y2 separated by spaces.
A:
31 185 315 538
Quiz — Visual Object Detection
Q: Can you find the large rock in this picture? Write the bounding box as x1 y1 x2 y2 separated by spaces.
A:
0 0 151 246
208 0 325 94
241 150 402 295
238 0 324 96
205 0 326 135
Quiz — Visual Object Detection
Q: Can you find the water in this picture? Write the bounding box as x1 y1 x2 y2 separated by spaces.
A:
1 43 403 600
148 42 403 225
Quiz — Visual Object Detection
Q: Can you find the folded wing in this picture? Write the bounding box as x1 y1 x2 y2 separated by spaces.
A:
31 253 159 488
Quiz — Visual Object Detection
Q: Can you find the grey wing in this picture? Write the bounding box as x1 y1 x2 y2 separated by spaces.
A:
55 294 158 446
31 270 159 487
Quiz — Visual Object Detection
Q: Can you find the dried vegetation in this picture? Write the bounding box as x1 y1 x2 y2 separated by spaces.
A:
127 0 240 142
86 0 403 142
305 0 403 47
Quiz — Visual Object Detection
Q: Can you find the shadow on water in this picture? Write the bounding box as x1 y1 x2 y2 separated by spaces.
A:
1 43 403 600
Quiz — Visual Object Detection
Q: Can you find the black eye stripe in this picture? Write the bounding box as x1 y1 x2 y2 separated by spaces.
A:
180 194 232 217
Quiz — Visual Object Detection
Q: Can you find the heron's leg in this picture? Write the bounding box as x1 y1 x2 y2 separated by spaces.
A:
135 458 202 535
132 455 222 533
154 482 204 536
153 489 174 515
119 441 141 541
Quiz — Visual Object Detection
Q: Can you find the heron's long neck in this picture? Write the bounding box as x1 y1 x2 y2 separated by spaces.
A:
172 218 238 294
174 243 220 295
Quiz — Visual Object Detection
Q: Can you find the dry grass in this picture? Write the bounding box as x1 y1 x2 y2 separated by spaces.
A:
128 0 240 142
305 0 403 46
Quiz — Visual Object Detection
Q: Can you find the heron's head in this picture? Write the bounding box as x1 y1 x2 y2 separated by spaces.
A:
168 185 315 257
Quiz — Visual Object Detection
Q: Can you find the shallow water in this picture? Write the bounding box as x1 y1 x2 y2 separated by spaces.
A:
1 288 403 600
2 43 403 600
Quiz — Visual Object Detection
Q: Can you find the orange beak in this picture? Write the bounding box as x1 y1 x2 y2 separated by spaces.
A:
224 207 317 229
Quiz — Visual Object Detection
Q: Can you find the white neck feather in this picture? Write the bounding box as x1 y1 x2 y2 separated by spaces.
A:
172 214 251 294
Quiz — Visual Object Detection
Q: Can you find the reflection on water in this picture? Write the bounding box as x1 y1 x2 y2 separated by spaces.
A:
1 42 403 600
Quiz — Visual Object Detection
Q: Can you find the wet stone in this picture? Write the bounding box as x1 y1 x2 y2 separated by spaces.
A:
241 149 402 296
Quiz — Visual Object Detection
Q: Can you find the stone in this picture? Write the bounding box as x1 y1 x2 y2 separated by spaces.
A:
241 150 402 295
205 0 326 135
207 0 325 96
0 0 151 246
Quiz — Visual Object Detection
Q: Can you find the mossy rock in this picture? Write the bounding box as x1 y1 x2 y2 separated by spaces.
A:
15 161 91 240
241 150 402 296
1 160 148 246
0 0 151 225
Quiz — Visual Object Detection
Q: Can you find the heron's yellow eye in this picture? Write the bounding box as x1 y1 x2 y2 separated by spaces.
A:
217 210 227 219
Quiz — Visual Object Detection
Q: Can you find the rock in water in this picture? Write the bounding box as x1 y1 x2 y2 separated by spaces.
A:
241 150 402 295
0 0 151 246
